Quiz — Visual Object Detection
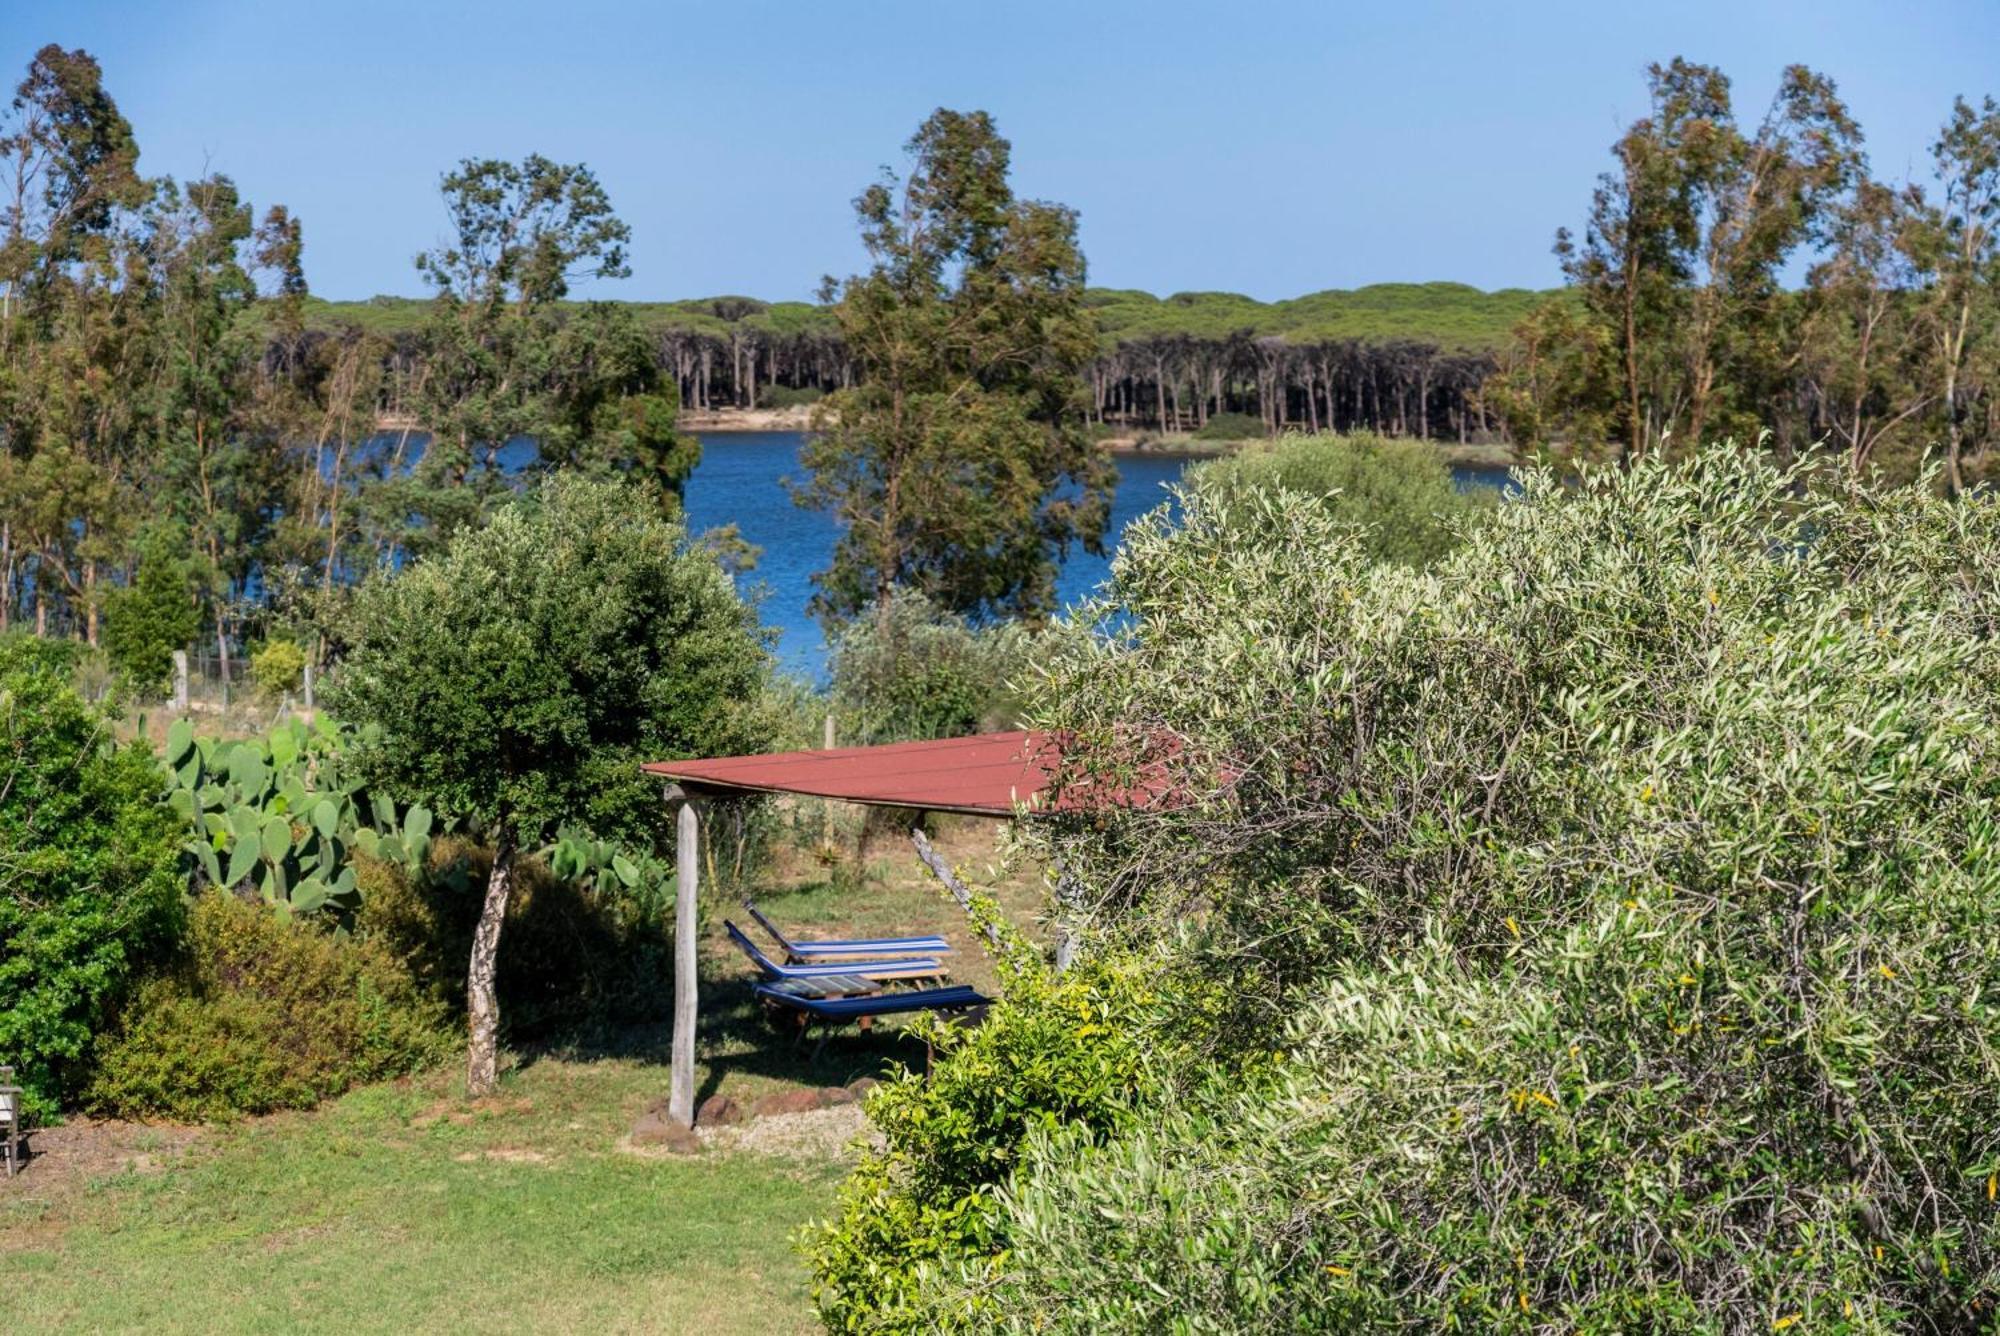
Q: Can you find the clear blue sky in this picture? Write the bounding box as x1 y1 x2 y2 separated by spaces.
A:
6 0 1995 302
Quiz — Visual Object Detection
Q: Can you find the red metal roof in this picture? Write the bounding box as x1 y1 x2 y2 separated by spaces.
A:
642 730 1062 817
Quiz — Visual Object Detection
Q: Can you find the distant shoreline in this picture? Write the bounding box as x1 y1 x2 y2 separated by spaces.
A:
384 406 1519 470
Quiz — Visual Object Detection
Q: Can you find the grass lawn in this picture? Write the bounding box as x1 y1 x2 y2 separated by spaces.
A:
1 816 1040 1334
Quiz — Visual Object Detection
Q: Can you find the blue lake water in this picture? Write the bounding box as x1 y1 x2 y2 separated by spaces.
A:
682 432 1195 678
683 431 1513 679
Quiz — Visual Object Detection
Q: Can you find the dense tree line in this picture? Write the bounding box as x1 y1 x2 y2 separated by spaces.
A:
1486 61 2000 487
0 46 696 663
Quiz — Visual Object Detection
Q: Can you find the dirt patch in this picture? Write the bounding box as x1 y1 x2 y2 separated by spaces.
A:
454 1147 552 1165
701 1104 880 1161
0 1117 203 1203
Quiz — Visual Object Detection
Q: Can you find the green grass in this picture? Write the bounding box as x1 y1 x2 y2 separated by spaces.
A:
2 1059 841 1334
1 816 1041 1334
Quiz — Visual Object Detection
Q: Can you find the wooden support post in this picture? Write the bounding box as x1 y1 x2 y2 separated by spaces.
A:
911 828 1004 952
171 650 189 713
821 714 836 849
669 789 701 1128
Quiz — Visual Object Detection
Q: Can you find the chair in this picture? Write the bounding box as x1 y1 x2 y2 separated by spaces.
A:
0 1065 23 1177
723 920 948 987
745 901 951 962
753 980 991 1058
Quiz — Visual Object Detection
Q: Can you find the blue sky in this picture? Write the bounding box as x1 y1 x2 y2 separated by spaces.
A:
7 1 1995 302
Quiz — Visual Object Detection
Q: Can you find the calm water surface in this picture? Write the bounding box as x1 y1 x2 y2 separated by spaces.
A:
684 431 1512 678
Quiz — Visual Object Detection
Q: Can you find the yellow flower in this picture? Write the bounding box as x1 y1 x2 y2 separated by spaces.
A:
1519 1292 1531 1314
1773 1315 1800 1331
1987 1173 1996 1200
1324 1265 1350 1277
1504 916 1520 939
1639 782 1655 801
1878 964 1896 980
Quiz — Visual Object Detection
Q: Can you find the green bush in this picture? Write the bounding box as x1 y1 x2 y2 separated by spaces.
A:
756 383 824 410
828 592 1032 746
87 891 451 1120
248 638 306 700
948 451 2000 1327
1190 411 1266 441
1189 429 1488 567
799 935 1225 1332
354 837 681 1036
100 523 202 694
0 634 184 1118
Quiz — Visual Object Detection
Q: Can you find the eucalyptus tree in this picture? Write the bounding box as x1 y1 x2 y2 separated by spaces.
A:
794 108 1113 626
1909 96 2000 492
404 155 632 544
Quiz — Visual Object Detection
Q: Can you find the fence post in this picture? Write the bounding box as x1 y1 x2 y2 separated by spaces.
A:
302 659 315 713
171 650 189 713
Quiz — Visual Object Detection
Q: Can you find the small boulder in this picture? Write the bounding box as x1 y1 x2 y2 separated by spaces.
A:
696 1094 743 1127
818 1086 856 1107
751 1088 827 1119
845 1077 879 1100
629 1110 700 1153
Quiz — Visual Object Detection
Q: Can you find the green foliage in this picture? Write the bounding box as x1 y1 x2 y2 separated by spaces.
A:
333 473 770 855
0 634 183 1117
800 937 1222 1332
1190 431 1491 568
354 838 679 1035
248 637 305 700
756 383 823 410
99 524 202 692
85 891 451 1120
795 108 1114 624
160 714 428 919
1188 410 1265 441
951 452 2000 1327
828 593 1032 745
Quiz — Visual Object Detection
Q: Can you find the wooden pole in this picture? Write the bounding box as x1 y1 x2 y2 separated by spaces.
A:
821 714 836 849
669 790 700 1128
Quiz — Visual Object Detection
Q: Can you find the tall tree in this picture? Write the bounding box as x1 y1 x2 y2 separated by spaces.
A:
1547 60 1861 461
1909 96 2000 492
402 155 642 545
793 108 1112 625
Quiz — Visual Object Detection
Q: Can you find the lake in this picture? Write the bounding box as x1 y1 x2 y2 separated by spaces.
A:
683 431 1513 678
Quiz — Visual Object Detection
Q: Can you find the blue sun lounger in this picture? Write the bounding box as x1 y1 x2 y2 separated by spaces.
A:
753 980 992 1058
745 902 951 962
724 920 947 986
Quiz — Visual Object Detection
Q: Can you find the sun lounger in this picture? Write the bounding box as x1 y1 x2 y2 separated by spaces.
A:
724 920 947 986
753 980 992 1058
745 902 951 962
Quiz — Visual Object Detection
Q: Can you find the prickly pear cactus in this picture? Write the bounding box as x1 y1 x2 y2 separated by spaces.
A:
161 716 433 918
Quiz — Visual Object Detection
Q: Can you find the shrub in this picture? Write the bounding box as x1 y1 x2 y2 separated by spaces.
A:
756 383 824 410
0 635 184 1117
959 451 2000 1327
1190 410 1265 441
1189 429 1488 567
248 638 306 700
100 524 203 694
87 891 451 1120
828 592 1032 746
354 837 680 1036
799 934 1227 1332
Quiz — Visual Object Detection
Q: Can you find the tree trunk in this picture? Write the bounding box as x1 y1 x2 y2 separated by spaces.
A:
466 827 516 1096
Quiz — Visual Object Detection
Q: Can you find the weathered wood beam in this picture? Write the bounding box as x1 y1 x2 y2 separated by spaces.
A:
911 827 1003 952
667 785 701 1128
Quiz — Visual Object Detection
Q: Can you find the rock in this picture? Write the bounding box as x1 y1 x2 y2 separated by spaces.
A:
696 1094 743 1127
818 1086 856 1107
751 1088 827 1119
845 1077 879 1100
629 1110 700 1153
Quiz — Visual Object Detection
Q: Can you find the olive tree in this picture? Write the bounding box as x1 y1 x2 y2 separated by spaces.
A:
332 475 769 1095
